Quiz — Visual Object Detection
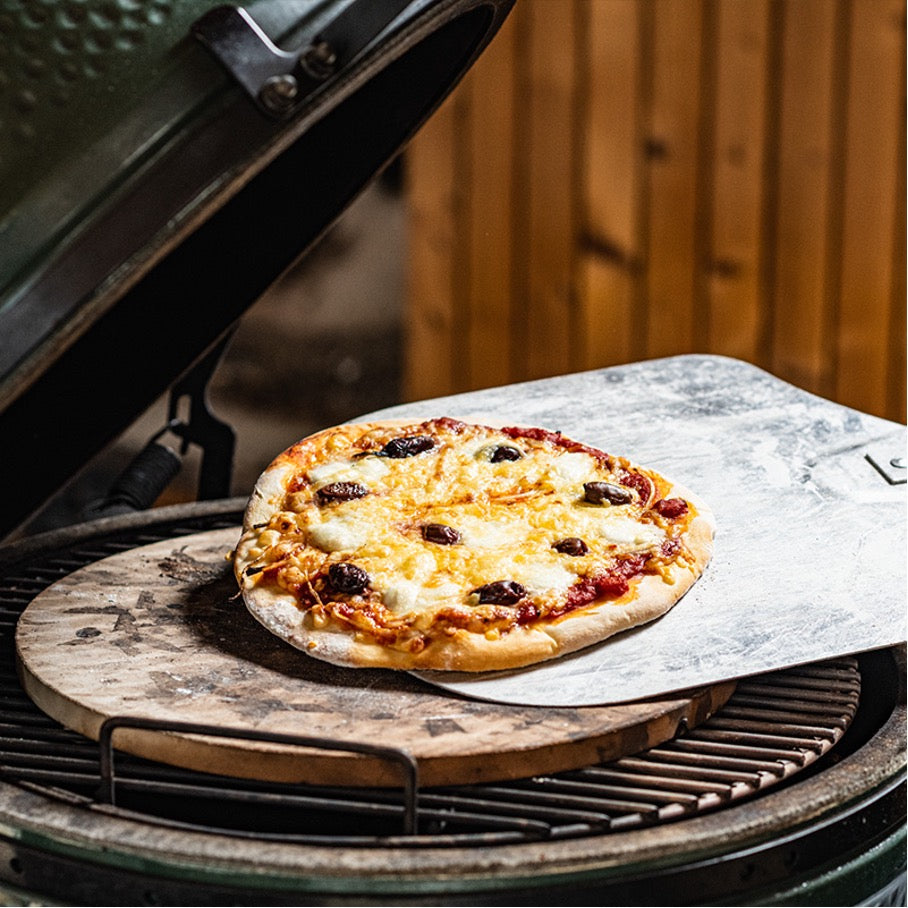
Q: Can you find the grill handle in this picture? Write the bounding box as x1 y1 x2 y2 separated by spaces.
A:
85 441 183 519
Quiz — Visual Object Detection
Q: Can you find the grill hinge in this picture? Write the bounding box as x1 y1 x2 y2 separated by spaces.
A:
192 1 414 118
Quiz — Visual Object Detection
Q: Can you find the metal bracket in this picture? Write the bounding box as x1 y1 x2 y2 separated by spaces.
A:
165 333 237 501
865 446 908 485
98 715 420 835
192 1 413 118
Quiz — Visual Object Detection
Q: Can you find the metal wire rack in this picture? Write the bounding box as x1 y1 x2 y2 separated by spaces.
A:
0 508 860 847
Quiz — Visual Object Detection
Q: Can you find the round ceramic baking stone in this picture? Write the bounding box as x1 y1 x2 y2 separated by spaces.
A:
15 527 733 787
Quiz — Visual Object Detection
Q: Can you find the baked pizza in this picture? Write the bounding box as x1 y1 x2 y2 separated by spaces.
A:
233 418 715 672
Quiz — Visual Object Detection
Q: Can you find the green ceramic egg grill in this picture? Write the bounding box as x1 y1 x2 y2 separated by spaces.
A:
0 0 512 535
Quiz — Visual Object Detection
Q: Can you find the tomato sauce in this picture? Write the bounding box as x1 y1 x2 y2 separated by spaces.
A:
544 553 653 621
500 425 614 467
654 498 689 518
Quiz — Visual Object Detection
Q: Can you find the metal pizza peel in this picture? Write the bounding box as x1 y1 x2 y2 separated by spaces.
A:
361 354 907 707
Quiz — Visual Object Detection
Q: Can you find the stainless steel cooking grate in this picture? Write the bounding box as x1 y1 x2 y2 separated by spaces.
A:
0 508 860 848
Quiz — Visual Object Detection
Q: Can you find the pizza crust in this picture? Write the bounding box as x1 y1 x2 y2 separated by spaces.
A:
234 419 715 672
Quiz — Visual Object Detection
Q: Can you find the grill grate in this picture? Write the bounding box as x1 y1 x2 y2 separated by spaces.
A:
0 509 861 847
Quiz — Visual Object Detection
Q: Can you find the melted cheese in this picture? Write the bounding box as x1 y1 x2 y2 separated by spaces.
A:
248 423 685 625
308 513 368 552
306 455 389 488
548 451 597 483
594 515 664 546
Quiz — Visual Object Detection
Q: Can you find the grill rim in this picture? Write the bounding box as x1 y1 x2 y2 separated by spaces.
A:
0 500 904 895
0 713 903 898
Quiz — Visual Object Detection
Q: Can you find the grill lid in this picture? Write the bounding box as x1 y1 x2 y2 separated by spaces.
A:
0 0 513 538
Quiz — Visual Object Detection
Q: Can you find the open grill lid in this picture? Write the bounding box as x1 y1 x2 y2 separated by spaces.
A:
0 0 513 538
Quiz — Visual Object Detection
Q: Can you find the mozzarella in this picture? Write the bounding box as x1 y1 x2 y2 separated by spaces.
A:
306 455 389 489
458 515 519 548
512 561 575 594
383 579 462 615
309 515 368 552
383 580 420 614
595 515 664 546
306 461 348 487
549 451 596 484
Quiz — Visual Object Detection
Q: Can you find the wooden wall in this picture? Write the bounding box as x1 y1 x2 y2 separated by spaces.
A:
404 0 906 423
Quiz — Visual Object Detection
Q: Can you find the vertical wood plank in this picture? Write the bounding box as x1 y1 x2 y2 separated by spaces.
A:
643 0 705 358
706 0 771 363
577 0 644 370
888 44 906 423
770 0 840 394
517 0 580 381
403 95 461 401
835 0 905 417
464 13 518 391
448 78 475 394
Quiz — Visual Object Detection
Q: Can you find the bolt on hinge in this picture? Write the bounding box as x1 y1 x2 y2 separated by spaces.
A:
191 2 412 119
257 39 340 115
192 6 338 118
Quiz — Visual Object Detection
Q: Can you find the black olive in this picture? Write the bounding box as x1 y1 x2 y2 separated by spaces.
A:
328 562 370 595
378 435 436 458
583 481 634 505
316 481 369 504
472 580 527 605
553 537 589 556
490 445 522 463
422 523 462 545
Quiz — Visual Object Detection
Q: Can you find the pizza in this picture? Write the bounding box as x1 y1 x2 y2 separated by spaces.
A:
233 418 715 672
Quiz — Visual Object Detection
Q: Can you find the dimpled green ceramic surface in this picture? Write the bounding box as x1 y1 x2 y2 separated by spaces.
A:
1 0 203 207
0 0 220 302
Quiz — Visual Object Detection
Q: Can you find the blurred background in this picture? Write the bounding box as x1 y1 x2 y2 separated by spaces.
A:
27 0 906 531
404 0 905 417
